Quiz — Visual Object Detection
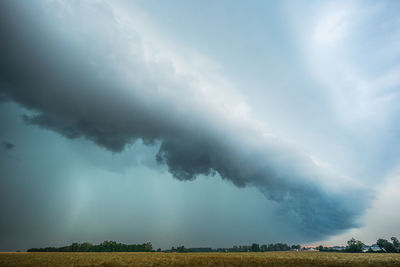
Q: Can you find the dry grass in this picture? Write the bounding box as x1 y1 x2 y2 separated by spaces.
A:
1 251 400 266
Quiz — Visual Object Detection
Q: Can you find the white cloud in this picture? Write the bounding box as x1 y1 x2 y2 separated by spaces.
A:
301 1 400 126
313 4 354 46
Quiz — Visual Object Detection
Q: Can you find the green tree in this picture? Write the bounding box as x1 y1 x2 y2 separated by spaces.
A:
176 246 185 253
251 243 260 252
80 242 93 252
391 237 400 252
144 242 153 252
291 244 301 250
346 238 364 253
377 238 397 253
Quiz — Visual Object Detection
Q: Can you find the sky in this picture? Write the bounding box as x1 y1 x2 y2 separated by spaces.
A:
0 0 399 251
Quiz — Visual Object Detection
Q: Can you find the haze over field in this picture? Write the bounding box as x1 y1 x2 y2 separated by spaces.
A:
0 0 399 251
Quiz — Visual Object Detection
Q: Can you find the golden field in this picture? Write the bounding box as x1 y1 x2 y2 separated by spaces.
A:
1 251 400 267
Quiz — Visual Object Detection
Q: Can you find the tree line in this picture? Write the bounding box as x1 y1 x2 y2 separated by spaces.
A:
168 243 301 253
317 237 400 253
27 241 300 253
27 241 153 252
27 237 400 253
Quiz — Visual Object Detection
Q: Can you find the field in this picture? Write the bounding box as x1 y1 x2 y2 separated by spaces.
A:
1 251 400 267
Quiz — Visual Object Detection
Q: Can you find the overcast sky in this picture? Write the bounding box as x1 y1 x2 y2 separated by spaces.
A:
0 0 399 251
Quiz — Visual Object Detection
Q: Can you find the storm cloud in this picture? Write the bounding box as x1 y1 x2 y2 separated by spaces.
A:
1 141 15 151
0 0 369 238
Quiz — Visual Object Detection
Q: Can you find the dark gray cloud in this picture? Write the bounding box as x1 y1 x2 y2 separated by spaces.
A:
1 141 15 151
0 0 369 239
0 94 8 103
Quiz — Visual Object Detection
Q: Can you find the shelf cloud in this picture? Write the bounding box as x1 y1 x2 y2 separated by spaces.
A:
0 0 369 239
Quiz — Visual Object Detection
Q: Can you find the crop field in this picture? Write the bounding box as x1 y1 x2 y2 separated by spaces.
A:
1 252 400 267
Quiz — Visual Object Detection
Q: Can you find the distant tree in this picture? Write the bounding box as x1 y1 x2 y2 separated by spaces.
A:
144 242 153 252
376 239 386 251
232 245 238 252
71 243 79 252
239 245 249 252
176 246 185 253
391 237 400 252
346 238 364 253
260 244 267 252
291 244 301 250
377 238 397 253
251 243 260 252
157 248 161 252
80 242 93 252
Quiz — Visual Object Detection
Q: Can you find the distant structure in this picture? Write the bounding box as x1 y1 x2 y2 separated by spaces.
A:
362 244 382 252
